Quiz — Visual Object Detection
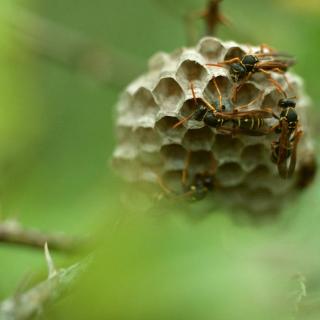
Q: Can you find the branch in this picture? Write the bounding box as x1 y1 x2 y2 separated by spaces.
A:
0 220 79 252
0 3 144 89
0 245 88 320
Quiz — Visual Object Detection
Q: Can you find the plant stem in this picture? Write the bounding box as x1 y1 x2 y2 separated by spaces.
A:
0 220 79 252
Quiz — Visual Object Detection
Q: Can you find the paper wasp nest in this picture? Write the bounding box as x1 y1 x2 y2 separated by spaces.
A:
112 37 315 215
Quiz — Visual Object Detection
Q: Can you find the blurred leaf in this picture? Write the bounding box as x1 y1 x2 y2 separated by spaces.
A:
0 2 319 319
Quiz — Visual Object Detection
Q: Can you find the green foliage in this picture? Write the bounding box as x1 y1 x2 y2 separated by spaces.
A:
0 0 319 319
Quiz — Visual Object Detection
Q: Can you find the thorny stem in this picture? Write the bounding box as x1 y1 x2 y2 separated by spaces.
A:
0 254 89 320
0 3 144 89
0 220 79 252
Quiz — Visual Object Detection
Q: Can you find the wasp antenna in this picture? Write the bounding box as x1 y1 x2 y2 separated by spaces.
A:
201 96 216 111
206 63 225 68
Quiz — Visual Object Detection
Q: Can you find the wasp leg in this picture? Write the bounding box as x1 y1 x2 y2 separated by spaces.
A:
233 91 263 111
172 81 199 129
157 175 175 196
212 77 224 111
190 81 198 104
172 114 193 129
259 43 276 54
259 69 287 97
272 67 295 95
231 72 253 103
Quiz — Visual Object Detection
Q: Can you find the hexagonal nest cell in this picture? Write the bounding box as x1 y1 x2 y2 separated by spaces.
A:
155 116 186 144
215 162 246 187
176 60 209 89
197 37 226 61
213 134 244 160
232 83 262 108
135 127 161 148
187 151 217 176
132 87 159 119
204 76 233 111
160 144 187 172
241 144 270 171
224 46 246 61
161 170 185 194
113 36 315 216
179 98 203 118
153 77 185 112
182 127 214 151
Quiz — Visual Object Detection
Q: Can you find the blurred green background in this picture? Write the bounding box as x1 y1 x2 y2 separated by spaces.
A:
0 0 320 319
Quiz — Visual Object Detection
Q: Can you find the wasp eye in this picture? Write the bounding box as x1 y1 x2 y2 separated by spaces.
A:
278 99 286 108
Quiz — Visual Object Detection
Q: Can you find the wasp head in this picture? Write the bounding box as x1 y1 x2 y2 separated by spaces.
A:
279 99 296 109
193 105 208 121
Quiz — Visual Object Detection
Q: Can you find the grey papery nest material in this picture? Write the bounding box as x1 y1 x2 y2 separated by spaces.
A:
112 37 314 214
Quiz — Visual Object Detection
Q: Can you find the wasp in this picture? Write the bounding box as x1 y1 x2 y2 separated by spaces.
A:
174 80 273 136
179 151 217 201
271 98 303 179
158 150 217 202
182 172 216 201
157 171 216 202
207 49 295 97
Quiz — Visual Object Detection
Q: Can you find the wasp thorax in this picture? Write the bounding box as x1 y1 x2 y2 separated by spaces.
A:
112 37 314 215
203 112 224 128
230 63 247 82
284 108 298 124
242 55 258 72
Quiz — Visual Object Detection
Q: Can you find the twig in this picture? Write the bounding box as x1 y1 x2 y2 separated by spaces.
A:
0 245 88 320
0 220 79 252
0 3 144 89
291 272 307 319
201 0 229 37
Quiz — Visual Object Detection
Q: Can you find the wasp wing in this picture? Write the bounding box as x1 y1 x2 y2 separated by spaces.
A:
223 109 273 119
288 129 303 178
277 120 291 178
216 126 270 136
256 52 295 59
256 60 295 71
